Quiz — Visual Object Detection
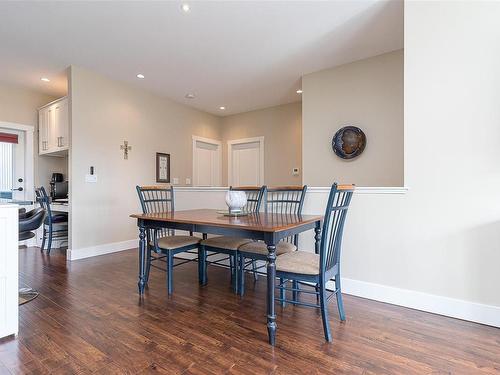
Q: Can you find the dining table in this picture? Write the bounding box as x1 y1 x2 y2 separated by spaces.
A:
130 208 323 346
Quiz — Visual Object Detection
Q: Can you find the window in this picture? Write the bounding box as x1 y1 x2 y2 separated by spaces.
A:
0 141 14 199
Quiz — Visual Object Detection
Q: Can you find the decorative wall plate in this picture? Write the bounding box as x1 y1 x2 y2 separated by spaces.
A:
332 126 366 159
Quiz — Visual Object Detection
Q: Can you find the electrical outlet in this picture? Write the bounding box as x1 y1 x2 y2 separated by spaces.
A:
172 177 179 185
185 178 191 185
292 167 299 176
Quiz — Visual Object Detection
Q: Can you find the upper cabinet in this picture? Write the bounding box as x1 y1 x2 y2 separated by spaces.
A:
39 97 69 156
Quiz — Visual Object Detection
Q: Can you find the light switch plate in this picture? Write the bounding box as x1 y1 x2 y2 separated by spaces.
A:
172 177 179 185
85 174 97 183
185 178 191 185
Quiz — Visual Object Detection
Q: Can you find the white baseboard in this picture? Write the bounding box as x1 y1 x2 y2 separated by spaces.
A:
67 239 136 261
342 277 500 328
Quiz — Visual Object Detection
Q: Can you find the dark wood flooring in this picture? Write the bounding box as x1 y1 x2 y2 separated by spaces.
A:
0 247 499 374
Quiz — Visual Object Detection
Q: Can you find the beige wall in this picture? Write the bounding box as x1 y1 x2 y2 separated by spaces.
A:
302 50 404 187
221 102 302 186
297 1 500 314
69 66 222 251
0 81 64 191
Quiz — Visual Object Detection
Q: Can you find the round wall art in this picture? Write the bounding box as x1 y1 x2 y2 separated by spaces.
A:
331 126 366 159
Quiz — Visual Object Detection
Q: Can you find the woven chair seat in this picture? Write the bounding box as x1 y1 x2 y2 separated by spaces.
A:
239 241 296 255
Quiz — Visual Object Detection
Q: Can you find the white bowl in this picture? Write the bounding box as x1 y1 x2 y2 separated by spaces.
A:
225 191 247 212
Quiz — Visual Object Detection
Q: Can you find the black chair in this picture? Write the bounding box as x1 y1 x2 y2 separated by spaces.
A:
35 186 68 254
19 207 46 241
237 185 307 296
136 185 201 294
275 183 354 342
199 186 266 294
18 207 45 305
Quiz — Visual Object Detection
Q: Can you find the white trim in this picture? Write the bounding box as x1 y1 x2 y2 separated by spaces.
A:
67 239 137 261
0 121 35 203
175 186 228 192
342 278 500 328
192 135 222 187
173 186 408 194
227 136 265 186
307 186 409 194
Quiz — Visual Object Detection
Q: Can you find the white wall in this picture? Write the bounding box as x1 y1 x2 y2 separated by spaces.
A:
69 66 223 258
302 50 404 187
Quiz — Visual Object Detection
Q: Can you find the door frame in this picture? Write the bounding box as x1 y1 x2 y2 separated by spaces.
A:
192 135 222 187
0 121 34 202
227 136 265 187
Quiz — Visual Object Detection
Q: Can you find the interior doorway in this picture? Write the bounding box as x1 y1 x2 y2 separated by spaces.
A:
192 136 222 187
227 137 264 187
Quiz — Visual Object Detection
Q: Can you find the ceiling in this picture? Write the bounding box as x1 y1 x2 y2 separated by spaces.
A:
0 1 403 116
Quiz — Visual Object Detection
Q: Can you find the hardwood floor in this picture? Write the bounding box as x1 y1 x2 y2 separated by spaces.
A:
0 247 499 374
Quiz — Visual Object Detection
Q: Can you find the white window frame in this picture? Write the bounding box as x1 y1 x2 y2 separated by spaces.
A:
0 121 34 202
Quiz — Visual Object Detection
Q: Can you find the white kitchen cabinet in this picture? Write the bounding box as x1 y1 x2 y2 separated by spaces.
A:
38 97 69 156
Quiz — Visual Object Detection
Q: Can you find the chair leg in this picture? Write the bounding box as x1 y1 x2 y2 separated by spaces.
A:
232 254 239 294
319 282 332 342
315 283 320 304
144 246 152 285
229 255 234 285
252 260 258 281
198 246 206 285
167 252 173 295
238 253 245 296
46 223 53 254
279 278 285 307
292 280 299 302
335 275 346 321
41 226 46 252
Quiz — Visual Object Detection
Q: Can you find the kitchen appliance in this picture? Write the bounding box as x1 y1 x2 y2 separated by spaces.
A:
49 173 68 200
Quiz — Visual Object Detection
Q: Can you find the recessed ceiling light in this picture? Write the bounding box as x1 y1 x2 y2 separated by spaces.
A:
136 73 145 79
219 106 226 110
296 89 303 94
185 93 195 99
181 3 190 12
40 77 50 82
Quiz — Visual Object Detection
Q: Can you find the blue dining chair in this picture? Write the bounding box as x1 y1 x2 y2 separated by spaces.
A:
35 186 68 254
136 185 201 294
275 183 354 342
237 185 307 296
199 186 266 293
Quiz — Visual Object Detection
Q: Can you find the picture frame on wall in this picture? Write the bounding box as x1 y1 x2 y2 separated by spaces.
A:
156 152 170 183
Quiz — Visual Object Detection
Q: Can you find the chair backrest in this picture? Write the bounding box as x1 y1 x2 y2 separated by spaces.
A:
265 185 308 245
319 184 354 278
229 186 266 213
136 185 175 237
35 186 52 223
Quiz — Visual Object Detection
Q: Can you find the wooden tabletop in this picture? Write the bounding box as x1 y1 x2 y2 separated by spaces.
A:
130 209 322 233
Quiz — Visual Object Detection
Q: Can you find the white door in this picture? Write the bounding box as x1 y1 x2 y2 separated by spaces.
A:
0 128 25 201
192 136 222 186
228 137 264 187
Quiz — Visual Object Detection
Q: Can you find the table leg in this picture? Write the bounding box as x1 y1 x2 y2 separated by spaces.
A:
138 226 146 295
199 233 208 285
314 221 321 255
266 243 277 345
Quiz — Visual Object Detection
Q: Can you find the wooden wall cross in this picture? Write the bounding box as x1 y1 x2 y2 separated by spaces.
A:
120 140 132 160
